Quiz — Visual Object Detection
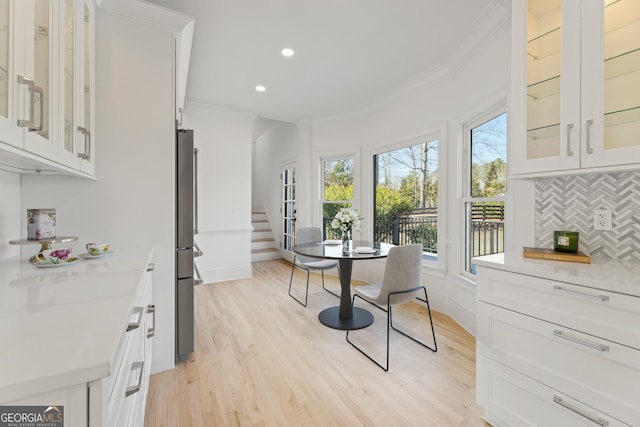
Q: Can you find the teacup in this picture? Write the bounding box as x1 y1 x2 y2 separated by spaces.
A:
86 242 109 256
36 248 73 264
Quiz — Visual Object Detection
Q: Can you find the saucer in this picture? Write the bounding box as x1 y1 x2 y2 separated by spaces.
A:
79 251 115 259
31 257 81 268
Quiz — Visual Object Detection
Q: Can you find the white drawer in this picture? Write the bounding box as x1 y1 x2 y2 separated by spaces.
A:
110 325 144 427
477 302 640 425
477 354 631 427
477 267 640 349
104 302 146 426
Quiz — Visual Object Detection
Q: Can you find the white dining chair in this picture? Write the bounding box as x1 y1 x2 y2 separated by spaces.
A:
346 244 437 371
288 226 340 307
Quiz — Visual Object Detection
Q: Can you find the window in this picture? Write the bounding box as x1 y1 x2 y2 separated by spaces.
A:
373 138 439 259
282 166 296 252
322 158 354 239
464 112 507 275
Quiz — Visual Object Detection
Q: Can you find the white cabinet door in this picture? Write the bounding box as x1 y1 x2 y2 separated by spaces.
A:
0 0 24 149
22 0 60 161
511 0 581 174
78 0 94 175
1 0 57 154
58 0 94 174
580 0 640 169
511 0 640 176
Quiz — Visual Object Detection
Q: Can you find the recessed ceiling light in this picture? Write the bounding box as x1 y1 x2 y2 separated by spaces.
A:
255 85 266 92
281 48 295 57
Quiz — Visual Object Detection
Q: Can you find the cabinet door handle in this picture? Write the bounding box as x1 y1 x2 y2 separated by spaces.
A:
553 329 609 352
566 123 574 156
585 119 594 154
552 285 609 302
553 395 609 426
125 361 144 397
146 304 156 338
77 126 90 160
127 306 144 331
146 262 155 272
17 75 35 128
28 85 44 132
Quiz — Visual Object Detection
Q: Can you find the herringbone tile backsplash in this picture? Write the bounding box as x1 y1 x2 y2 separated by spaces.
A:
535 171 640 261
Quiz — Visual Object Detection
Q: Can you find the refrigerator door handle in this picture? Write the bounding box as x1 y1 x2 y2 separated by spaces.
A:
194 147 199 235
194 241 203 257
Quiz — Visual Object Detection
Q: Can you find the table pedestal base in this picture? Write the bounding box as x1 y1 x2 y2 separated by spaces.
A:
318 306 373 330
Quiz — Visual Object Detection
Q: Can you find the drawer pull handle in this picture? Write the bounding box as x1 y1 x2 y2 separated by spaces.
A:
125 361 144 397
553 329 609 352
147 304 156 338
552 286 609 302
127 307 144 331
553 395 609 426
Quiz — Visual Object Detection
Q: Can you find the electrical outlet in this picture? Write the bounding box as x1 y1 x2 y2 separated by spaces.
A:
593 209 612 231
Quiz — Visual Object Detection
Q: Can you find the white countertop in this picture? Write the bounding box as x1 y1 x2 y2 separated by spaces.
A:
474 252 640 298
0 247 152 402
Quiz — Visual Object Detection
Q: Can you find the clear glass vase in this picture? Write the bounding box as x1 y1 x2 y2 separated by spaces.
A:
341 229 351 253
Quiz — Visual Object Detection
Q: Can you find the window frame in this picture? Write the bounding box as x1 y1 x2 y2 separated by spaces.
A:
321 155 356 240
461 107 508 280
370 130 443 270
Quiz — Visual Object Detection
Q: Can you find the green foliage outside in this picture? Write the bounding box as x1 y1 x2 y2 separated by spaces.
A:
471 158 506 197
409 223 437 251
323 159 354 238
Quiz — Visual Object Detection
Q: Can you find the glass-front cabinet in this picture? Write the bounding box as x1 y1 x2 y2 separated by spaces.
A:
22 0 57 160
0 0 53 152
511 0 640 175
58 0 94 175
0 0 17 146
0 0 94 177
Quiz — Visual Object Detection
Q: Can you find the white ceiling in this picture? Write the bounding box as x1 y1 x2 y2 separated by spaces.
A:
145 0 507 123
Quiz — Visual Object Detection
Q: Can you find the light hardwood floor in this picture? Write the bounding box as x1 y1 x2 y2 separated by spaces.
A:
145 259 490 426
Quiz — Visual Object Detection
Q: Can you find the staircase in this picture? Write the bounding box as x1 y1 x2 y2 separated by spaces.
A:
251 208 280 262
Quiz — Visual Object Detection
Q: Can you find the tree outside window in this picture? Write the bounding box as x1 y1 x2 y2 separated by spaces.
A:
373 139 439 259
465 112 507 275
322 159 354 239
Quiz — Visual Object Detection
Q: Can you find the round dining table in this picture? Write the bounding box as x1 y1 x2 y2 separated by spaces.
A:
293 240 392 330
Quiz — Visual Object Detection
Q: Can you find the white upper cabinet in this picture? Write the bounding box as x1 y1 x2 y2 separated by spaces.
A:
21 0 59 161
0 0 94 177
511 0 640 176
58 0 94 175
0 0 17 143
0 0 57 155
175 20 194 128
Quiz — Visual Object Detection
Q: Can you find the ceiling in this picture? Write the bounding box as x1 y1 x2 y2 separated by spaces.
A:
145 0 507 123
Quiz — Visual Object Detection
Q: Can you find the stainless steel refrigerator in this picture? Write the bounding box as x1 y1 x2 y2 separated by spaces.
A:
176 128 200 359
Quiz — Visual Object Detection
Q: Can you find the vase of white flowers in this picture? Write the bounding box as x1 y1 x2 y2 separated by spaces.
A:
331 207 362 253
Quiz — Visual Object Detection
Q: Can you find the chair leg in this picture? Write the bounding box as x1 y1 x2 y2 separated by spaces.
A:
321 267 340 299
288 257 309 307
346 294 391 371
390 287 437 353
346 287 437 371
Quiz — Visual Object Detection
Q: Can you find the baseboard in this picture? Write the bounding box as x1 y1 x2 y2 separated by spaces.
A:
201 264 253 283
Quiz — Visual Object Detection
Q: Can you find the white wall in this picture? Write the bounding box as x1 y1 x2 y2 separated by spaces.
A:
21 11 177 374
0 170 21 261
181 102 255 283
253 122 300 255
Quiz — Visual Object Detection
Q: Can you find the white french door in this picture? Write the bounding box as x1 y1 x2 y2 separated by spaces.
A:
281 163 296 262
